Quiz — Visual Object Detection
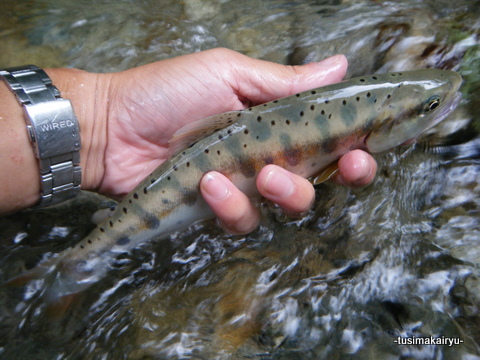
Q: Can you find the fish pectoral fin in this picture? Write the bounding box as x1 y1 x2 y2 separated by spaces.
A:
309 162 339 185
168 111 244 156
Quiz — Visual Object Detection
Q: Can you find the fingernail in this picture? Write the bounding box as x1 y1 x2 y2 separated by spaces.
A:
202 172 230 200
355 151 370 175
263 167 295 199
352 152 372 185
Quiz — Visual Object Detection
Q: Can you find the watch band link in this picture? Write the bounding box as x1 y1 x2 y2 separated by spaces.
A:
0 65 82 207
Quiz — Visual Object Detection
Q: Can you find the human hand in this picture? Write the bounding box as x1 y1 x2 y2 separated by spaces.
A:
85 48 377 234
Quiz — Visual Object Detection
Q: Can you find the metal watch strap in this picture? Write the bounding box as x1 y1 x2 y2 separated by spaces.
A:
0 65 81 207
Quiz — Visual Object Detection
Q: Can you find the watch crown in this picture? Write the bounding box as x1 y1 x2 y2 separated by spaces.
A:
27 125 36 142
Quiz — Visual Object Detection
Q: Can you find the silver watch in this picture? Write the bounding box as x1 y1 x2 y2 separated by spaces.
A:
0 65 81 207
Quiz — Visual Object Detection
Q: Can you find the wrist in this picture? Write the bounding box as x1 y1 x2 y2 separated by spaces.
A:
0 78 39 213
45 68 110 194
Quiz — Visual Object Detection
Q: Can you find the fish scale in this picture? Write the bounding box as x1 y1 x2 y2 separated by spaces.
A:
8 69 462 302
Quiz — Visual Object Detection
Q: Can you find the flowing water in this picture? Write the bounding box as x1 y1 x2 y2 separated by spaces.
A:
0 0 479 359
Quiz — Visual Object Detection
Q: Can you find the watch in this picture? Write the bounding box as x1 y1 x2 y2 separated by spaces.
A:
0 65 82 207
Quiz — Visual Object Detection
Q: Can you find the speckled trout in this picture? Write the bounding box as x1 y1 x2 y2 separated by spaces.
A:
9 69 462 304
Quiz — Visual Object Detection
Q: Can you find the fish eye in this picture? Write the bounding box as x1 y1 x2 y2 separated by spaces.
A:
425 95 441 112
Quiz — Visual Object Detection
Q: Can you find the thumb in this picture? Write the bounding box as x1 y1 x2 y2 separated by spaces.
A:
226 52 348 105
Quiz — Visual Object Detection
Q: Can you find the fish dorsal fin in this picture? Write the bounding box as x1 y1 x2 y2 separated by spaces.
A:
309 161 339 185
168 111 243 156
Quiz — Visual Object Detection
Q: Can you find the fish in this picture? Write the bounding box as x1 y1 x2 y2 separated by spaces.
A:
7 69 462 306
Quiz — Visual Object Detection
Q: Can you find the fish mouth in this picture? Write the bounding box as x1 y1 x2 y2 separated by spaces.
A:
426 91 462 131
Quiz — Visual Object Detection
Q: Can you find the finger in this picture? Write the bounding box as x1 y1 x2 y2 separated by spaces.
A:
333 150 377 188
257 165 315 216
200 171 260 235
228 51 348 104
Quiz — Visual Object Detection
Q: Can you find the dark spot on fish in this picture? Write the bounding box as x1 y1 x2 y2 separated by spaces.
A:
342 100 347 105
183 191 198 206
248 108 252 111
244 129 249 134
273 100 278 103
325 100 330 104
367 92 371 97
151 179 156 184
356 97 360 102
264 156 274 164
116 236 130 246
227 130 232 134
244 144 247 148
322 137 338 153
360 79 365 82
321 109 325 115
217 150 221 155
372 76 377 80
128 199 132 204
109 220 113 227
391 73 396 76
311 90 316 95
162 198 169 204
182 151 186 155
300 111 304 117
87 239 92 244
205 149 209 154
257 116 262 122
143 188 148 194
122 207 128 214
239 157 257 178
263 104 268 107
144 213 160 229
310 105 315 111
173 165 178 171
237 113 241 117
133 193 139 199
387 94 391 99
271 120 276 125
398 72 403 75
286 120 290 125
295 93 300 97
256 136 259 139
186 162 190 167
117 219 122 223
328 114 332 119
285 147 302 166
305 122 309 126
167 176 171 181
99 227 105 232
218 134 223 140
227 120 233 123
80 245 84 249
